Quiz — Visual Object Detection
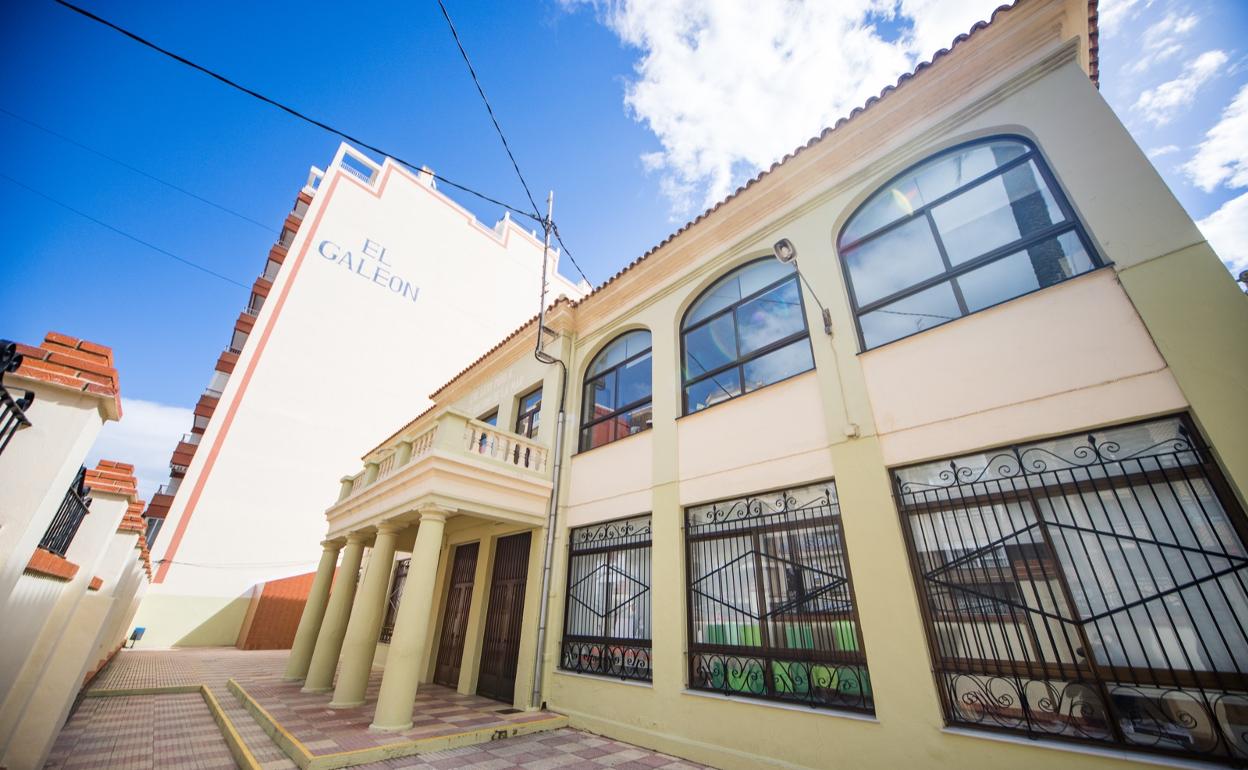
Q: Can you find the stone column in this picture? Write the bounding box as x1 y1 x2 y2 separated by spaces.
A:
370 509 448 731
302 532 366 693
330 522 402 707
283 539 343 681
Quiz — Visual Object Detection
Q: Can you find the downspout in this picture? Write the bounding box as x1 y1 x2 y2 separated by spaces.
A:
530 191 568 709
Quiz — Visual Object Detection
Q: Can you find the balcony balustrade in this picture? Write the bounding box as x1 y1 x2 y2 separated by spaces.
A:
38 466 92 557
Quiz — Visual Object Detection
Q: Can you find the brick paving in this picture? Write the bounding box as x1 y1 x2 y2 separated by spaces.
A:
49 648 709 769
45 692 235 770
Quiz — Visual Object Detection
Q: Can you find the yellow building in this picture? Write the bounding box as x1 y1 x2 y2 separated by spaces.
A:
284 0 1248 767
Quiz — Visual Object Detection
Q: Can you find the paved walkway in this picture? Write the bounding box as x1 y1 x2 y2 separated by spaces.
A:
48 648 707 769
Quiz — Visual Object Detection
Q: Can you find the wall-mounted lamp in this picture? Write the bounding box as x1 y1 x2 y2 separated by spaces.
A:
772 239 832 335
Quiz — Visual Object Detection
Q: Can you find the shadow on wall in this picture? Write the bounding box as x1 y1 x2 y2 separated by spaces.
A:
173 594 254 648
234 570 319 650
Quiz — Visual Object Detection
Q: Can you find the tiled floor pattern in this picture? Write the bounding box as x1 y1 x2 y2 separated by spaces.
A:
239 677 556 752
53 649 709 769
45 692 235 770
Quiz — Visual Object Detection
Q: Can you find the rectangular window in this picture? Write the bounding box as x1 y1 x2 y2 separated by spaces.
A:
560 514 652 681
894 416 1248 765
379 558 409 644
515 386 542 438
685 483 873 712
144 517 164 548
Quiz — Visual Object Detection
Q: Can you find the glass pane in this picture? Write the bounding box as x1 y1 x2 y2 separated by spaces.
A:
583 372 615 422
932 161 1064 264
619 403 653 436
616 354 651 407
844 217 945 306
582 420 614 450
736 278 806 355
520 388 542 413
480 411 497 426
685 368 741 413
686 260 794 326
688 535 758 646
623 329 652 359
742 338 813 392
859 282 961 349
956 232 1093 312
840 140 1028 245
683 313 737 378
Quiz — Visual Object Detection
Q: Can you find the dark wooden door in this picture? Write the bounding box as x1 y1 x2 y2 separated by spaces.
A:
476 532 531 703
433 543 479 688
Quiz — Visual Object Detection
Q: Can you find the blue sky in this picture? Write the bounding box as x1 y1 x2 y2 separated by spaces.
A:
1 0 1245 495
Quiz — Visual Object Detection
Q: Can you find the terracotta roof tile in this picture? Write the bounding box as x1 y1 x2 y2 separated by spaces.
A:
84 460 139 501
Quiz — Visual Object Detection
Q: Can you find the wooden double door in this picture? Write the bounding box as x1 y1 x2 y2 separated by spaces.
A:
475 532 531 703
433 543 479 688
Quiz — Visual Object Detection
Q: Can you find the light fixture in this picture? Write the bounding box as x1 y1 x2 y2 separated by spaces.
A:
771 238 832 335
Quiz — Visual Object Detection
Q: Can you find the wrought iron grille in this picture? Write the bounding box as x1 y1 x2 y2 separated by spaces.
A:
560 514 652 681
0 340 34 457
39 466 92 557
894 416 1248 765
379 558 409 644
685 483 873 712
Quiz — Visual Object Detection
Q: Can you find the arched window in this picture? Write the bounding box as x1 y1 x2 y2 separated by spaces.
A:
580 330 653 450
681 259 814 415
838 136 1102 350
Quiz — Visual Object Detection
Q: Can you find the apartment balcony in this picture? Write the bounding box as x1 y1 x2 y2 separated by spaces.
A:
325 410 552 538
216 349 239 374
170 432 200 469
194 392 219 421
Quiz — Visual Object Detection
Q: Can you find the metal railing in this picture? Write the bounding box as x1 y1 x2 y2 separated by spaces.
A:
684 482 874 714
561 514 653 682
893 415 1248 765
38 466 92 557
156 480 181 497
0 340 34 457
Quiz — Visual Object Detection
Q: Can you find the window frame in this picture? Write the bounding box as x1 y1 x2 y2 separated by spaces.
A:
515 385 542 439
837 135 1105 351
579 331 654 452
679 258 815 416
559 513 653 682
891 414 1248 765
683 481 874 713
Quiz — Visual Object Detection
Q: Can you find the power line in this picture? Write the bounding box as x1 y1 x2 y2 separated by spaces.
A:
434 0 594 287
0 105 273 232
50 0 538 224
0 171 250 289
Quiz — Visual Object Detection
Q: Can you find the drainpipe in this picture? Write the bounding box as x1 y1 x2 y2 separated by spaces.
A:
530 191 568 710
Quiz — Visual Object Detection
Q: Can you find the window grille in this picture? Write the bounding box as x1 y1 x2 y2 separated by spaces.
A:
894 416 1248 764
39 466 92 557
685 483 873 712
379 558 409 644
560 514 652 681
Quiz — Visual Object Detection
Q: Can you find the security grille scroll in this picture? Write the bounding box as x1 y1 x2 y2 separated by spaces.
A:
894 416 1248 765
684 483 873 713
560 514 652 681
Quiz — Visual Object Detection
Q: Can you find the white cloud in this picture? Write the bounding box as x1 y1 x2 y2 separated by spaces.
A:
1129 12 1199 74
566 0 1002 218
1132 50 1227 127
1182 82 1248 192
86 397 192 502
1099 0 1145 37
1147 144 1180 158
1197 191 1248 275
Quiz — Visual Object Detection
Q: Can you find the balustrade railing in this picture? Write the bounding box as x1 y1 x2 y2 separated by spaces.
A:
0 340 34 457
465 419 548 472
38 466 92 557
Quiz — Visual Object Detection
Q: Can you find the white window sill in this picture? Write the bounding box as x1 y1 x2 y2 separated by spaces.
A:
680 688 879 723
942 727 1227 770
553 668 653 688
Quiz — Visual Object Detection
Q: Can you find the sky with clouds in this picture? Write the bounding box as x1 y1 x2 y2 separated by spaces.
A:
4 0 1243 501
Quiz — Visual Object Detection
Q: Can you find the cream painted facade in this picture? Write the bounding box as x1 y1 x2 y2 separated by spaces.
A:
0 337 152 770
285 1 1248 768
135 144 586 649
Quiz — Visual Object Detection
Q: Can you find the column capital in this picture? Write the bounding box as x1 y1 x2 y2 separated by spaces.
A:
376 521 405 536
345 531 369 545
320 538 344 552
417 505 454 523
